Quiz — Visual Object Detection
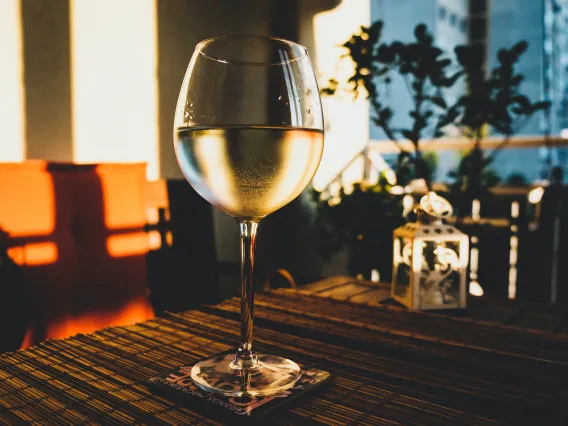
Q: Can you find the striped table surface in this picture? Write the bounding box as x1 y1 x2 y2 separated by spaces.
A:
0 277 566 425
301 275 568 335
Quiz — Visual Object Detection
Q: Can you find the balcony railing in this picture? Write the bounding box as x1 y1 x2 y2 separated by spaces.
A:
367 135 568 154
319 135 567 196
316 135 566 304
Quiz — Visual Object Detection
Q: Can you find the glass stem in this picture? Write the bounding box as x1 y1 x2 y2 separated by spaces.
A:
233 220 259 369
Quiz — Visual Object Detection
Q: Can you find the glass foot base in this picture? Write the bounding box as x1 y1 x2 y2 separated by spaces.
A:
191 353 302 397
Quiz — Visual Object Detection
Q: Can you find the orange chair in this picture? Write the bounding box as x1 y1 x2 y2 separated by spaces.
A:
0 161 154 348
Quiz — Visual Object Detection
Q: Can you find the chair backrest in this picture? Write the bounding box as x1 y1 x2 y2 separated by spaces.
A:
0 161 154 347
145 179 219 313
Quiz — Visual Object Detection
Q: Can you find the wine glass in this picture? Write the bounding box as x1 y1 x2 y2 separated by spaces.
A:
173 35 324 396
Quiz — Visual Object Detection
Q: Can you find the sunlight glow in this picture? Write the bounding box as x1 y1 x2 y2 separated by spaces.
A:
403 194 415 213
98 164 147 229
148 230 161 250
0 0 25 161
508 235 518 300
369 150 396 184
339 156 365 191
471 199 481 220
405 179 428 194
0 162 55 236
312 0 371 190
267 130 323 212
21 298 154 348
191 132 237 208
107 232 149 257
511 201 520 218
469 244 482 296
528 186 545 204
8 242 58 266
97 164 149 257
71 0 159 180
469 281 484 297
384 170 397 186
390 185 405 195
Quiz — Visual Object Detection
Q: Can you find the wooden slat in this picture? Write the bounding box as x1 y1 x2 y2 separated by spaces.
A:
317 282 373 299
312 277 568 336
299 275 354 294
349 288 391 304
0 280 564 424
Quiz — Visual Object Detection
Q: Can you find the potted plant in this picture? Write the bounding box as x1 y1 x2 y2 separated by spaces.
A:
322 21 461 188
314 21 460 279
312 177 404 279
443 41 550 217
438 41 551 299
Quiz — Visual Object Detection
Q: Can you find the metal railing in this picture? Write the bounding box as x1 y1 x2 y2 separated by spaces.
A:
316 135 564 304
368 135 568 154
319 135 567 196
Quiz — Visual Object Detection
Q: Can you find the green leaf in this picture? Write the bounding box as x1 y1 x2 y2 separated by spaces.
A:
429 96 447 109
510 40 528 57
454 45 469 65
378 107 393 121
414 23 427 40
376 44 394 63
436 58 451 69
531 100 551 112
497 48 509 64
510 95 531 113
445 71 464 87
431 47 444 58
401 130 414 141
390 41 404 54
511 74 525 86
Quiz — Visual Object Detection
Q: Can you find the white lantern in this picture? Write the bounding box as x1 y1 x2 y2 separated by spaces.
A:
392 192 469 310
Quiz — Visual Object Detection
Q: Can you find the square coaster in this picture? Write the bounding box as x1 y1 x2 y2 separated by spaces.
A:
147 354 331 422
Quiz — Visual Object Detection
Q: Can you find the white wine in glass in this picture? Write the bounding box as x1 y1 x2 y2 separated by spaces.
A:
175 125 324 219
173 35 324 397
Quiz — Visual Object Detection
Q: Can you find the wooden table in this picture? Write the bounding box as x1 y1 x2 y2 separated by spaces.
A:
0 276 566 425
301 276 568 335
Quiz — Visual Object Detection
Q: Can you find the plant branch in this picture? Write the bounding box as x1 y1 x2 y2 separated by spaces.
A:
412 79 425 150
488 115 531 160
455 125 469 140
512 115 532 135
487 134 511 160
402 74 414 101
379 122 402 150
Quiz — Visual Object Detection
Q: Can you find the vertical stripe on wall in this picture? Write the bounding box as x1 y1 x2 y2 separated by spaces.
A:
70 0 159 180
311 0 371 190
21 0 73 162
0 0 25 161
